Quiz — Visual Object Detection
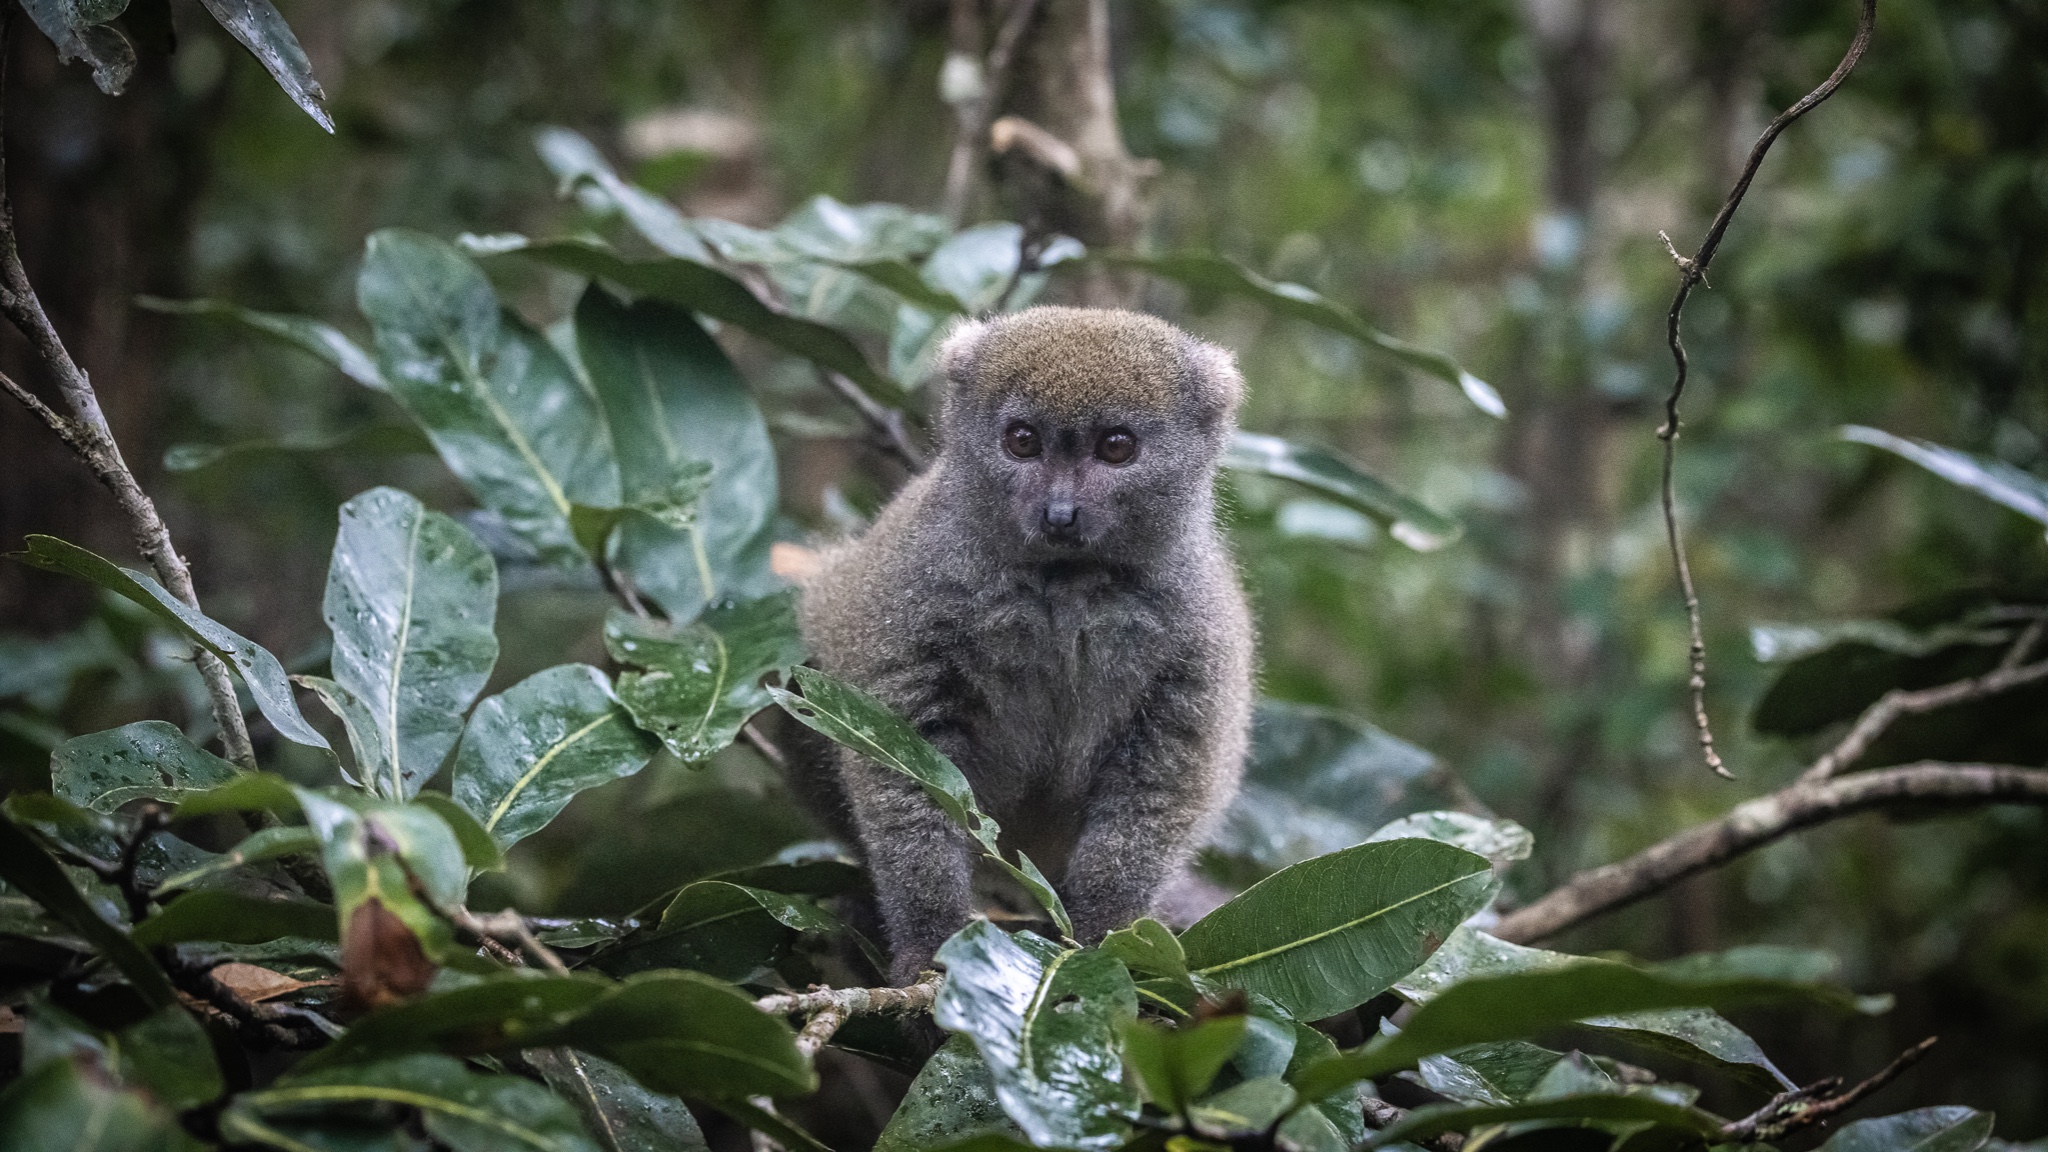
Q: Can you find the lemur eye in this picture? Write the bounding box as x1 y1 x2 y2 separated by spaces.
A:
1003 421 1042 460
1095 428 1138 465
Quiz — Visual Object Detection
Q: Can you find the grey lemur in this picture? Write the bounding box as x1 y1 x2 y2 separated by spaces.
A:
793 305 1255 984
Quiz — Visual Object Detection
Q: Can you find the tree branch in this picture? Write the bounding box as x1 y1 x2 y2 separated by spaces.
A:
819 369 927 471
0 11 255 769
1801 656 2048 784
942 0 1044 226
1720 1037 1935 1143
752 970 943 1020
1494 762 2048 943
1655 0 1878 780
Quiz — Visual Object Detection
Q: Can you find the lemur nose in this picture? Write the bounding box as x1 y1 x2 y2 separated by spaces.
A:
1043 499 1077 529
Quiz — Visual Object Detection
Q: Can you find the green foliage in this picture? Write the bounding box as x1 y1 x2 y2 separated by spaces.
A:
606 595 806 764
452 663 656 849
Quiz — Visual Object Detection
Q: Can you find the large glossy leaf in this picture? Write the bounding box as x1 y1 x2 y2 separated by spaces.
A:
589 879 847 981
137 295 383 389
193 0 332 132
479 235 909 409
574 286 781 616
933 923 1139 1149
324 487 500 799
1298 937 1882 1099
358 230 621 565
875 1034 1025 1152
18 0 135 95
303 973 613 1070
51 721 241 813
1842 425 2048 536
606 596 805 763
541 970 816 1101
131 890 335 947
153 824 319 893
16 534 330 751
527 1048 711 1152
224 1053 601 1152
1369 1093 1723 1147
1817 1108 1997 1152
0 1054 198 1152
1100 252 1504 416
771 665 1071 935
24 1000 225 1114
0 811 176 1008
1225 432 1462 551
452 664 656 850
1397 929 1797 1091
1411 1040 1567 1106
1367 810 1533 868
1179 838 1496 1022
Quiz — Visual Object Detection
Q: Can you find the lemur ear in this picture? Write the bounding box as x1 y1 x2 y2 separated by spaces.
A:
1184 338 1245 420
936 316 991 385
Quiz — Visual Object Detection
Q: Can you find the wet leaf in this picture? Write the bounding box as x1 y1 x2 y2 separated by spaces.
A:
194 0 332 131
16 534 330 751
771 666 1070 935
1225 433 1461 551
1121 1013 1248 1113
1101 917 1192 986
22 1000 224 1113
452 664 656 850
606 596 805 764
574 286 781 617
411 791 506 872
324 487 500 799
526 1048 710 1152
137 296 383 389
535 127 714 260
303 973 613 1070
542 970 815 1102
590 879 868 981
0 810 176 1008
358 230 621 565
51 721 241 813
224 1053 601 1152
1816 1108 1997 1152
1099 251 1504 416
132 890 336 947
933 923 1139 1150
1412 1040 1566 1106
1842 425 2048 536
1179 838 1496 1022
297 789 472 984
875 1034 1025 1152
1367 811 1533 867
18 0 136 94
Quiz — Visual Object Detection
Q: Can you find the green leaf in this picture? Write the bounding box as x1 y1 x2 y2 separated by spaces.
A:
153 824 320 893
1121 1014 1248 1113
543 970 816 1101
411 791 506 872
51 721 241 813
875 1034 1025 1152
15 534 331 751
24 1000 225 1114
1817 1108 1997 1152
526 1048 710 1152
1099 251 1504 416
225 1053 601 1152
1842 425 2048 537
302 973 613 1070
1412 1040 1566 1106
1299 934 1884 1100
1179 838 1496 1022
324 487 500 799
1189 1076 1298 1139
1368 810 1533 867
771 665 1071 936
573 286 781 616
1101 917 1193 986
452 664 656 850
1225 433 1461 551
483 235 910 409
193 0 332 132
17 0 136 95
0 810 176 1008
535 127 714 260
1368 1094 1723 1147
164 423 432 473
169 772 303 820
606 596 806 764
933 923 1140 1150
358 230 621 565
0 1055 199 1152
590 879 862 981
136 295 383 389
132 890 336 947
297 789 470 964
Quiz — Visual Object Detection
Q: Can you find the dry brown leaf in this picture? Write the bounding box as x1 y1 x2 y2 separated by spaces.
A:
208 961 333 1003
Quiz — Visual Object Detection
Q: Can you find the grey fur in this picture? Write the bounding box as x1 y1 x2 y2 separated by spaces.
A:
793 306 1255 983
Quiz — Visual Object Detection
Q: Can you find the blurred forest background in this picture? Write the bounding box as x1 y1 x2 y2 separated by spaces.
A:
1 0 2043 1135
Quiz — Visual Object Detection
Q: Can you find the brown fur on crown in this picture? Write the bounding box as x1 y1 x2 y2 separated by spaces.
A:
938 305 1243 419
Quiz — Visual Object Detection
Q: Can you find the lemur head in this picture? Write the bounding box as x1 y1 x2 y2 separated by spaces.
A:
935 306 1244 561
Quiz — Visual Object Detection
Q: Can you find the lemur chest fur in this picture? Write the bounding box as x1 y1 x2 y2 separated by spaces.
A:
947 562 1171 811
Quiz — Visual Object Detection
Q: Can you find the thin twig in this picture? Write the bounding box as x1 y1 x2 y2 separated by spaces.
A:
450 907 573 976
1655 0 1879 780
1800 657 2048 784
0 11 256 769
164 953 326 1049
942 0 1044 226
819 369 927 471
1495 761 2048 943
742 721 787 767
1721 1037 1935 1143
